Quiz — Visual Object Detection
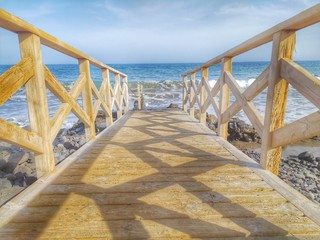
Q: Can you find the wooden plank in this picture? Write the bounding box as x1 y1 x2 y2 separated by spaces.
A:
1 216 320 239
221 66 269 124
200 68 208 125
91 80 112 118
103 69 113 126
0 118 43 154
189 74 195 117
0 9 127 77
44 66 91 128
214 134 320 227
272 111 320 148
183 76 188 112
115 73 122 119
260 31 296 175
0 57 33 106
202 77 220 116
18 32 55 177
79 59 96 140
218 57 231 139
183 4 320 76
29 191 288 207
1 110 320 238
225 71 264 136
281 58 320 109
14 201 304 223
0 112 133 228
123 76 129 113
190 74 201 108
50 73 86 140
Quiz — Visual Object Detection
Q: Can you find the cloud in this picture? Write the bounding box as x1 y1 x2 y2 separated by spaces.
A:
0 0 319 64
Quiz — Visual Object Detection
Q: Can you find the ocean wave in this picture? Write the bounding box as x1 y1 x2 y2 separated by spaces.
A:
209 78 256 89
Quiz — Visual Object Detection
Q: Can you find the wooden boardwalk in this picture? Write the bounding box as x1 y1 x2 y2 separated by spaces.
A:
0 110 320 239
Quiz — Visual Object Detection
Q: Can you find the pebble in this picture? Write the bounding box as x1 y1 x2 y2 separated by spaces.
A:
298 151 315 162
245 150 320 204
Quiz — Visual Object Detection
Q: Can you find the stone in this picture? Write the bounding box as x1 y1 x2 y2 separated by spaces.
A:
63 141 74 150
0 178 12 188
13 164 33 176
298 151 315 162
0 150 10 161
0 170 7 178
25 176 37 186
167 103 179 108
57 144 64 149
242 133 251 142
0 159 8 170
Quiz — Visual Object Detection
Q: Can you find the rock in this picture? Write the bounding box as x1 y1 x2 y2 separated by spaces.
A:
25 176 37 186
242 133 251 142
78 138 86 146
316 157 320 162
307 192 315 200
57 144 64 149
17 153 30 166
0 150 10 161
0 170 7 178
133 100 139 110
298 151 315 162
0 159 8 170
0 178 12 188
167 103 179 108
63 142 74 150
13 164 32 176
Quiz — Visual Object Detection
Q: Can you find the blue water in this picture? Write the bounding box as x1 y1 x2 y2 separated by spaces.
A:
0 61 319 128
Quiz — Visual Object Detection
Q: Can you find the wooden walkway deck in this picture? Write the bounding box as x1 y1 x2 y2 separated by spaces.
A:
1 110 320 239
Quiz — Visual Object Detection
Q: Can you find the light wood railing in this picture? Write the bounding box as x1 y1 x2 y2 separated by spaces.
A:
0 9 129 177
182 4 320 175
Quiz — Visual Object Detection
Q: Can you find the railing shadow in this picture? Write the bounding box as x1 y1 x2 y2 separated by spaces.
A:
0 110 301 239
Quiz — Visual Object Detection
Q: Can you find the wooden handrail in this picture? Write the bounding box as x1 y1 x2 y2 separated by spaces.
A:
0 8 126 77
0 9 129 177
183 4 320 76
182 4 320 175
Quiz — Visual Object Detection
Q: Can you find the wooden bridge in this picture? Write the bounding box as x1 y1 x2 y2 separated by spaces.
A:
0 4 320 239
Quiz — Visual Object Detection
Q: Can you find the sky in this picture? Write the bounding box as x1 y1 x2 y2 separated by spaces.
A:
0 0 319 64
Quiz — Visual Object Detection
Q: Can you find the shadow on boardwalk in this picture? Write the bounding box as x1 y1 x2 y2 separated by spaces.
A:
0 111 303 239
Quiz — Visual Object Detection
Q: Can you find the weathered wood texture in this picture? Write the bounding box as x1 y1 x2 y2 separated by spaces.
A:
0 11 128 177
0 110 319 239
19 32 55 177
260 31 296 174
182 4 320 174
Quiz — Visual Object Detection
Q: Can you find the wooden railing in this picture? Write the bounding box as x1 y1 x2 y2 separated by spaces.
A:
182 4 320 175
0 9 129 177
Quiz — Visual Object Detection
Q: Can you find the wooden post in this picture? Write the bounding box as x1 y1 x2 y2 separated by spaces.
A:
183 76 188 112
140 85 144 110
200 68 208 125
123 76 129 113
137 84 141 110
115 73 122 119
79 59 95 140
102 68 113 126
218 57 232 139
18 32 55 177
261 30 296 174
190 73 195 118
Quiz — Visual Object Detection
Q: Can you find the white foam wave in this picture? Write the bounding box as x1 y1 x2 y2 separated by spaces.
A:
209 78 256 89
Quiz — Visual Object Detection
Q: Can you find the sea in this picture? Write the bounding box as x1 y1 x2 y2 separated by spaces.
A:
0 61 319 128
